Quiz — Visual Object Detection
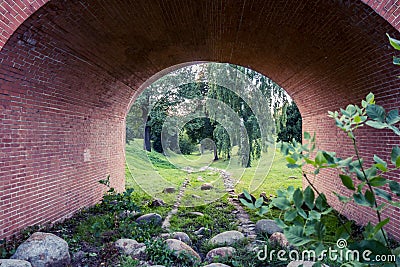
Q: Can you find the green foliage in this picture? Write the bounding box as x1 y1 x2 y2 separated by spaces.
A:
118 255 140 267
242 93 400 266
99 176 140 214
387 33 400 66
178 132 197 155
276 102 302 143
145 238 200 267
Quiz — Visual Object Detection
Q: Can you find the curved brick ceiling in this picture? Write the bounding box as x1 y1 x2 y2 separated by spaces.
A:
0 0 399 239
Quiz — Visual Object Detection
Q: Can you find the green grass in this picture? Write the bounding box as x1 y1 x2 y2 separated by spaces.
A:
126 139 302 205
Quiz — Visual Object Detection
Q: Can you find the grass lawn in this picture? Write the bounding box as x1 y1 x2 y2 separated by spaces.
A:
125 139 302 203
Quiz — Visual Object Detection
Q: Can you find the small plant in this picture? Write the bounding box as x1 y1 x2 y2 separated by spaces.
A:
241 93 400 266
99 175 140 213
119 255 140 267
145 238 200 267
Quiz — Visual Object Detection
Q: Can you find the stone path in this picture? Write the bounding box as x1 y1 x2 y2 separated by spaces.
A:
162 174 191 229
199 166 256 238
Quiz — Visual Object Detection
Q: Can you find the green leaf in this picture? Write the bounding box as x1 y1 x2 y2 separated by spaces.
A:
366 92 375 104
239 198 255 209
304 132 311 140
391 146 400 167
339 174 355 190
386 109 400 125
254 197 264 208
375 188 392 201
365 189 375 207
366 120 387 129
315 151 327 166
284 226 312 246
243 189 252 201
369 177 388 187
394 56 400 65
373 155 387 170
304 186 315 209
293 188 304 209
388 125 400 136
366 104 386 122
387 33 400 50
334 192 352 203
286 156 297 165
315 194 328 211
353 192 371 207
258 205 270 215
284 209 298 222
272 197 291 210
297 208 308 219
389 180 400 197
335 222 352 240
309 210 321 220
373 218 390 237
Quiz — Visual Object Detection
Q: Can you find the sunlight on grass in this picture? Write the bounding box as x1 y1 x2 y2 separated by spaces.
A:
126 139 302 205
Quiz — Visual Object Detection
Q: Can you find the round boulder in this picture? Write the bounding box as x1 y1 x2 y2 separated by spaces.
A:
11 232 70 267
160 232 191 245
115 238 146 258
0 259 32 267
255 219 283 235
206 246 236 262
209 231 245 246
165 239 201 262
269 232 290 249
136 213 162 225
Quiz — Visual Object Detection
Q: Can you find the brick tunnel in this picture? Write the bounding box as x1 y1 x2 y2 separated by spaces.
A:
0 0 400 240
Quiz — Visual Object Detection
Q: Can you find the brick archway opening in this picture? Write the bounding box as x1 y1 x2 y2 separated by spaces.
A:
0 0 399 240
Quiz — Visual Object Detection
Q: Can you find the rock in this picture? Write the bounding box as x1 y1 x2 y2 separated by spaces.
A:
163 187 176 193
197 176 205 182
11 232 70 267
136 213 162 225
255 219 283 235
115 239 146 258
288 176 298 179
150 198 165 207
160 232 191 245
165 239 201 262
287 260 329 267
206 247 236 262
188 211 204 217
269 232 290 249
201 183 214 190
203 264 231 267
194 227 211 235
192 194 201 199
0 259 32 267
209 231 245 246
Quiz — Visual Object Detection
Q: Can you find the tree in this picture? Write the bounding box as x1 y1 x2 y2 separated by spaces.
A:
276 102 302 143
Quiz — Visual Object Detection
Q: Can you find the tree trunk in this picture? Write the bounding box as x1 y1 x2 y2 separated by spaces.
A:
144 125 151 152
213 143 218 161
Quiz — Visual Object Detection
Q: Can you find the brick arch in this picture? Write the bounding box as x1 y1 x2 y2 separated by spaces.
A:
0 0 399 239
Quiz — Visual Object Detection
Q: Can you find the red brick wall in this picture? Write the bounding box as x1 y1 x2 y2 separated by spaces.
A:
0 0 399 240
